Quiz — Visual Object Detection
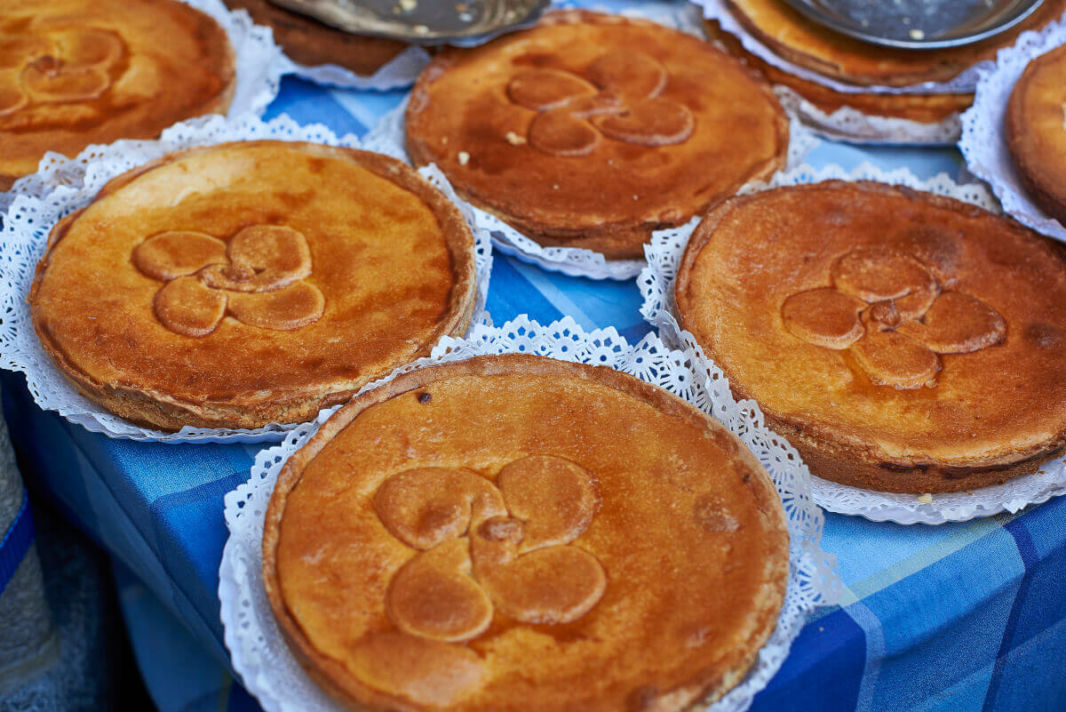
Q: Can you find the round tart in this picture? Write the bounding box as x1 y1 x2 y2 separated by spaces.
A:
406 10 789 260
724 0 1066 88
1007 43 1066 226
30 140 477 432
0 0 235 189
223 0 408 76
676 181 1066 494
706 21 971 127
263 354 789 712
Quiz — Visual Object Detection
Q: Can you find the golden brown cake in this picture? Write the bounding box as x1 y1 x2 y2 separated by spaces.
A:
675 181 1066 494
725 0 1066 88
263 354 789 712
705 20 972 126
406 10 789 260
1007 44 1066 226
223 0 408 75
0 0 235 189
30 140 477 431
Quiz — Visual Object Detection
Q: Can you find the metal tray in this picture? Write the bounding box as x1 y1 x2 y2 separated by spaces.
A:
781 0 1045 49
270 0 549 46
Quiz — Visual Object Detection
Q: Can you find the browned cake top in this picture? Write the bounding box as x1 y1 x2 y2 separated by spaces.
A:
725 0 1066 87
406 10 788 260
264 354 789 712
0 0 235 188
30 141 477 431
1007 44 1066 226
677 181 1066 492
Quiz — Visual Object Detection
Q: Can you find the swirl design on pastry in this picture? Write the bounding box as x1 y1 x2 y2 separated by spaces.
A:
132 226 325 337
781 248 1006 389
506 51 695 156
0 27 126 117
374 455 606 643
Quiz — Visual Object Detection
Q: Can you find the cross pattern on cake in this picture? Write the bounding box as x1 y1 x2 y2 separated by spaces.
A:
0 27 127 115
781 248 1006 389
132 226 325 337
506 50 694 157
373 454 606 644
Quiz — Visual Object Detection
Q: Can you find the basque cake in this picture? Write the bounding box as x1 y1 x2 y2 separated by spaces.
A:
30 140 477 431
676 181 1066 493
223 0 408 76
263 353 789 712
406 10 789 260
0 0 235 189
1006 43 1066 226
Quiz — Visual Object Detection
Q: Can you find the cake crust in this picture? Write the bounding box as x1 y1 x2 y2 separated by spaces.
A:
30 140 477 431
676 181 1066 493
406 10 788 260
263 353 790 711
724 0 1066 88
1006 44 1066 226
0 0 236 188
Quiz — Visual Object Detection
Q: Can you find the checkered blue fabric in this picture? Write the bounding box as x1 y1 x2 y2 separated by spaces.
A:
4 3 1066 710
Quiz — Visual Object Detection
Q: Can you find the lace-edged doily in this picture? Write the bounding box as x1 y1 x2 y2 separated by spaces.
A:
366 77 819 280
2 0 283 208
773 86 963 146
959 23 1066 242
694 0 1066 96
280 46 431 91
220 315 840 712
638 163 1066 524
0 114 493 443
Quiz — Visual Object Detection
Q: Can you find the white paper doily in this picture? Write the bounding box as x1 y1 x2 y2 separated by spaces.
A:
773 85 963 146
2 0 283 208
638 163 1066 524
367 74 819 281
220 315 841 712
694 0 1066 96
959 24 1066 243
0 114 493 443
280 46 431 91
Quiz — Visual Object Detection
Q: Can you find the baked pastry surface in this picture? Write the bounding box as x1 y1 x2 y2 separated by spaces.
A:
263 354 789 712
676 181 1066 493
1007 43 1066 226
725 0 1066 88
705 21 971 125
223 0 407 75
0 0 235 189
30 140 477 431
406 10 788 260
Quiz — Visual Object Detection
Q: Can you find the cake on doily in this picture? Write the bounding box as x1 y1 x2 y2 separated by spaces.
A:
0 0 236 189
223 0 408 76
707 0 1066 142
263 353 789 712
29 140 478 431
675 180 1066 493
1006 43 1066 227
406 10 789 260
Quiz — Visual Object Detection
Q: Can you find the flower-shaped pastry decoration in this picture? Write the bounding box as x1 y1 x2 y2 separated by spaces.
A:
132 226 325 337
781 248 1007 389
0 26 126 117
506 51 694 157
373 455 606 644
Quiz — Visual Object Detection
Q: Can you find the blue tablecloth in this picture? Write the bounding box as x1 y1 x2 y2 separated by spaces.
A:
5 12 1066 711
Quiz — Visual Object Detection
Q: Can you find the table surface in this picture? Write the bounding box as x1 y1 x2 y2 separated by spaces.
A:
5 4 1066 711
